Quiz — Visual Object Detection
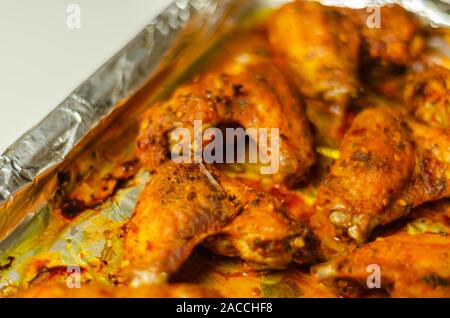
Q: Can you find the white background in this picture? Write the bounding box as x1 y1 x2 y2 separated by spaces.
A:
0 0 172 153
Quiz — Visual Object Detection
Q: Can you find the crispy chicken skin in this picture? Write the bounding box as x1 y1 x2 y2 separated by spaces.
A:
313 202 450 298
310 107 416 255
125 162 315 285
404 66 450 129
340 4 424 66
124 162 243 285
136 44 314 187
267 1 360 113
13 283 221 298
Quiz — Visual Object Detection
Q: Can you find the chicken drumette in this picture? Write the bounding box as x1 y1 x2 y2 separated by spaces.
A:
267 2 424 115
310 107 450 257
267 1 360 115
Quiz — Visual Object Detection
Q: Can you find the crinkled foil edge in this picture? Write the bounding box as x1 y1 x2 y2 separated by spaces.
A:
0 0 449 241
0 0 246 240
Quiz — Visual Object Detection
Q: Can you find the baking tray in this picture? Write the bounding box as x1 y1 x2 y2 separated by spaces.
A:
1 0 450 296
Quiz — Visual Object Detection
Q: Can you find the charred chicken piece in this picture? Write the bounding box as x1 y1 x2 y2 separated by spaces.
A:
124 162 315 285
404 66 450 129
267 1 360 114
136 48 314 187
313 201 450 298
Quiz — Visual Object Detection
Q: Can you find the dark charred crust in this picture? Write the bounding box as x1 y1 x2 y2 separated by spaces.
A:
57 171 71 187
186 191 197 201
121 159 139 175
0 256 15 271
351 150 370 162
61 198 88 219
29 265 82 286
232 83 244 96
423 273 450 288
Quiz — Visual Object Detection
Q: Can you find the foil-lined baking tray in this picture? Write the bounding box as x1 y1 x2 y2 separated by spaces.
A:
1 0 450 295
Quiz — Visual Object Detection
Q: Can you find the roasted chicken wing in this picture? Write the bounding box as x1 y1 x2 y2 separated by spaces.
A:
340 4 424 66
136 34 314 187
310 107 415 256
310 107 450 257
124 162 243 285
267 1 360 114
313 201 450 298
125 162 315 285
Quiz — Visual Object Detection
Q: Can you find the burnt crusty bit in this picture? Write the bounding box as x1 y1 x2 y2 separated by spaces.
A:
56 157 139 219
423 273 450 288
0 256 15 271
13 282 222 298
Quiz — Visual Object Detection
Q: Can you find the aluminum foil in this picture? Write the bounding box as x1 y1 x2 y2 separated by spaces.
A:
0 0 257 241
1 0 450 290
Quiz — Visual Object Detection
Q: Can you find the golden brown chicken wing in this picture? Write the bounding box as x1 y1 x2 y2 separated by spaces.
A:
13 282 221 298
340 4 424 66
267 1 360 114
310 107 416 256
404 66 450 129
313 201 450 298
376 121 450 230
136 45 314 187
124 162 316 285
124 162 243 285
310 107 450 257
388 120 450 213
